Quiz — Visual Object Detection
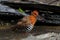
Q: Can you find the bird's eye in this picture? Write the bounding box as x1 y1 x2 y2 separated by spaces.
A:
32 10 38 16
34 13 36 15
34 13 38 16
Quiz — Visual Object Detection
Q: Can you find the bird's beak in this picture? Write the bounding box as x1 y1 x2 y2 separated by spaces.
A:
37 15 41 20
37 15 45 22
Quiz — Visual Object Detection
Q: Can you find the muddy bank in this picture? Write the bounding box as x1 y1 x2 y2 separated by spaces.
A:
0 26 60 40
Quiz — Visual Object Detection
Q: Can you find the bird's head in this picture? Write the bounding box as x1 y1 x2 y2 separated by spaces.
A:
31 10 39 17
31 10 45 21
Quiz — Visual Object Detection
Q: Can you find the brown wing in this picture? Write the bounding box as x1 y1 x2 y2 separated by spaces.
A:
11 16 34 32
17 16 31 27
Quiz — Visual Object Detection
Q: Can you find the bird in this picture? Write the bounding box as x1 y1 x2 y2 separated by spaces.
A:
11 10 39 32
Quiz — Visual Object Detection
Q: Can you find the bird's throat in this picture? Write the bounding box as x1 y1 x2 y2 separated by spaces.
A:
29 15 37 26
